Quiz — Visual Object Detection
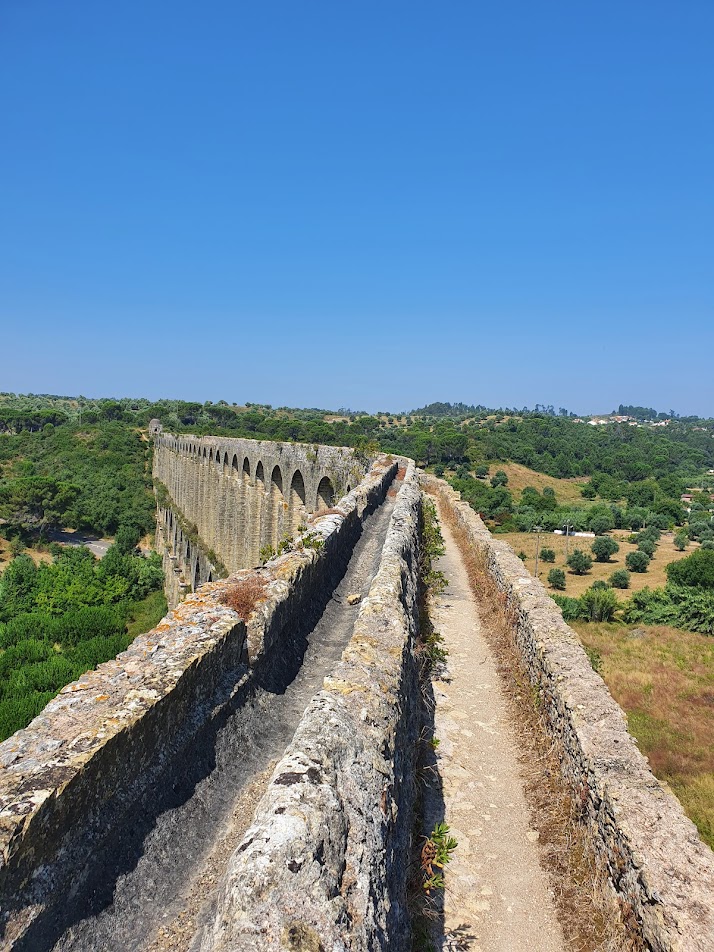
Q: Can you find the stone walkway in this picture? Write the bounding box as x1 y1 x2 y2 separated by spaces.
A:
427 501 566 952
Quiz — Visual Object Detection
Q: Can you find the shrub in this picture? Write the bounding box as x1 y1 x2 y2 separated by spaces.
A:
518 551 527 561
665 548 714 589
68 632 131 669
610 569 631 589
540 548 556 563
547 568 566 590
566 549 592 575
623 585 714 635
590 579 610 590
639 526 661 544
674 533 689 551
591 536 619 563
491 470 508 487
552 595 581 621
637 539 656 558
580 586 619 622
626 550 650 573
0 692 55 742
52 605 126 647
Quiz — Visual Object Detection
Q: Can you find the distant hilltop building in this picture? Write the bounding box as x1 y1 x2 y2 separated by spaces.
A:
148 419 163 437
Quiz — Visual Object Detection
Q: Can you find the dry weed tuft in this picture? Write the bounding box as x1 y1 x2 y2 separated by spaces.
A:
308 507 344 520
220 575 268 620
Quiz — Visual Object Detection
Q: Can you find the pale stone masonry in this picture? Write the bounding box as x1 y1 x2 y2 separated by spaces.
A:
153 432 367 606
0 455 396 949
197 461 422 952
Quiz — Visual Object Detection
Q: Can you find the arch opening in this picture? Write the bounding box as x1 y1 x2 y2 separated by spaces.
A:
289 470 307 533
316 476 335 512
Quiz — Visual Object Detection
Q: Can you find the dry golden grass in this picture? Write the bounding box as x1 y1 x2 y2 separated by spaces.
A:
572 621 714 849
0 539 53 575
488 462 590 505
500 530 697 599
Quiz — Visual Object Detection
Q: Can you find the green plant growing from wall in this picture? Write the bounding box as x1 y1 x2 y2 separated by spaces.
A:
259 544 276 564
297 531 324 552
421 821 458 894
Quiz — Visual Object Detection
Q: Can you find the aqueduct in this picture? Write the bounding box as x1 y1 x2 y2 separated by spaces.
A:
152 431 367 606
0 436 712 951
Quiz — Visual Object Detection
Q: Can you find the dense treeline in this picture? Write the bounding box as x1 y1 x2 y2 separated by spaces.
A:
2 392 713 479
1 393 712 542
0 421 154 539
0 542 165 739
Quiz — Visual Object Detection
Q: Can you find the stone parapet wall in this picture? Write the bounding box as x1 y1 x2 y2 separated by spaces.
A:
197 462 422 952
0 456 397 949
425 475 714 952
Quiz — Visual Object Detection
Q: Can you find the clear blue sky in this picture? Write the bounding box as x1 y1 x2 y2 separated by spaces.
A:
1 1 712 415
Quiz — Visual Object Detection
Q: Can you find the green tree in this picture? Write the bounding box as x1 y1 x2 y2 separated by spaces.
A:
626 550 650 573
540 548 556 563
0 555 39 621
637 539 656 558
591 536 619 563
609 569 630 589
114 524 141 555
548 568 566 590
491 470 508 488
674 533 689 551
587 506 615 535
566 549 592 575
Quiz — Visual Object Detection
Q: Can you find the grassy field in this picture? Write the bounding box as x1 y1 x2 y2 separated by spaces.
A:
500 529 697 598
572 621 714 849
484 462 590 505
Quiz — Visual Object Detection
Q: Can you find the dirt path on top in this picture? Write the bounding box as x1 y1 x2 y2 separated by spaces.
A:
426 501 567 952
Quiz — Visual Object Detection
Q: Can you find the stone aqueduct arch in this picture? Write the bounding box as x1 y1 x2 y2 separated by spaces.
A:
153 433 366 606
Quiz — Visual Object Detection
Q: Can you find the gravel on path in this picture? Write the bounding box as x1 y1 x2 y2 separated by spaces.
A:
426 500 567 952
